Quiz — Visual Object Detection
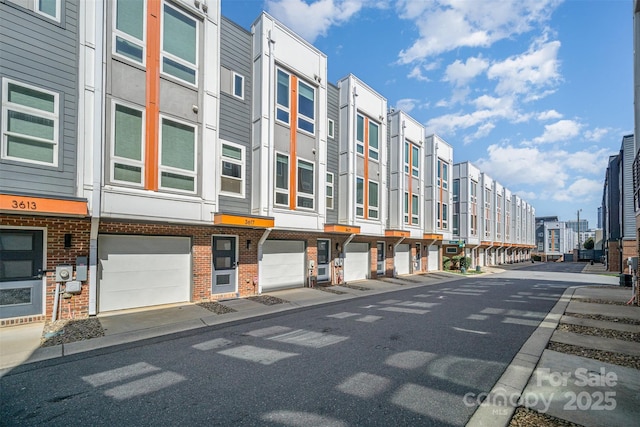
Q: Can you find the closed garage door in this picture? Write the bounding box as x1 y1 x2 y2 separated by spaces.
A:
98 235 191 312
262 240 305 291
428 246 439 271
395 244 410 275
344 243 369 282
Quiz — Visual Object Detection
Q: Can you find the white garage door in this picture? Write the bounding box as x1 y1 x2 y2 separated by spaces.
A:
262 240 305 291
344 243 369 282
428 246 439 271
98 235 191 312
395 244 410 275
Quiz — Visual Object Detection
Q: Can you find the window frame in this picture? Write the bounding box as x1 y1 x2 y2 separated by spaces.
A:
35 0 61 22
297 79 315 135
160 2 199 87
112 0 146 65
442 203 448 229
276 68 290 125
368 180 379 219
411 194 419 225
404 141 410 174
404 192 409 224
158 114 197 194
356 114 365 155
356 177 364 217
411 144 419 177
368 120 379 161
110 100 145 186
1 78 60 167
326 172 334 210
274 152 289 206
328 119 335 139
220 141 245 198
296 158 315 210
232 72 244 100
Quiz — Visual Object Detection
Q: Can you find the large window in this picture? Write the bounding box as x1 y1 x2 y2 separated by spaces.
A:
356 177 364 217
412 145 419 177
112 102 144 185
442 203 448 229
368 181 379 219
297 80 315 134
437 159 448 189
297 159 314 209
159 116 196 192
275 153 289 206
404 141 409 174
162 3 198 85
368 121 379 161
2 79 58 166
404 192 409 224
276 69 290 124
412 194 419 225
326 172 334 210
356 115 364 155
221 142 244 196
113 0 145 63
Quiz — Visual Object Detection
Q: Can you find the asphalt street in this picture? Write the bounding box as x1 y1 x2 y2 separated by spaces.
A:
1 263 589 426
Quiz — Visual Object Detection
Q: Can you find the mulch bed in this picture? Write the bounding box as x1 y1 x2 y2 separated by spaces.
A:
247 295 288 305
196 302 236 314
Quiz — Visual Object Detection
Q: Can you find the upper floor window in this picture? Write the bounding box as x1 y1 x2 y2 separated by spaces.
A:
233 73 244 100
453 179 459 203
275 153 289 206
411 194 419 225
411 145 419 177
368 180 379 219
113 0 145 64
470 180 477 203
221 142 244 197
404 141 409 174
276 69 290 124
404 192 409 224
356 115 364 155
356 177 364 217
111 102 144 185
162 3 198 85
441 203 448 229
297 81 315 134
297 159 314 209
326 172 334 210
485 188 491 208
2 79 59 166
328 119 335 139
38 0 60 21
159 116 196 193
438 159 448 189
369 121 379 161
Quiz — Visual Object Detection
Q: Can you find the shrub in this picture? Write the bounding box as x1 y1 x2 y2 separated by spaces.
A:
460 256 471 269
443 256 451 270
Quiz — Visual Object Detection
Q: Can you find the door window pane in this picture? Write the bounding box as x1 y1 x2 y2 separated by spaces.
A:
0 288 32 306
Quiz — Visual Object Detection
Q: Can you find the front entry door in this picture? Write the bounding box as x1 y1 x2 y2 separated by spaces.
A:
212 236 237 294
317 239 330 282
376 242 385 275
0 229 44 319
414 243 421 272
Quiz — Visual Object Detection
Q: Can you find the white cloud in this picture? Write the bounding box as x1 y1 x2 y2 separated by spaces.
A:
266 0 366 42
553 178 603 202
443 56 489 86
395 98 419 113
537 110 562 121
564 148 613 173
530 119 582 144
396 0 561 64
408 65 431 82
464 122 496 144
584 127 610 142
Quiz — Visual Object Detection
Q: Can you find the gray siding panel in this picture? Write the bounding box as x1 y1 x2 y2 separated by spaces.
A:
326 83 340 223
0 1 79 198
622 135 635 238
219 17 252 214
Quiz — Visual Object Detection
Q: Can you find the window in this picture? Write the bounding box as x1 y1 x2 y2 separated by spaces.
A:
404 141 409 174
162 3 197 85
368 181 379 219
113 0 145 63
404 192 409 224
326 172 334 210
159 116 196 192
298 80 315 134
275 153 289 205
356 115 365 155
328 119 334 139
221 142 244 196
453 179 459 202
369 121 379 161
276 69 290 124
453 213 459 235
442 203 448 229
412 145 419 177
411 194 419 225
297 159 315 209
470 181 477 203
437 159 449 189
36 0 60 21
356 177 364 217
437 202 441 228
233 73 244 100
2 79 59 166
112 102 144 185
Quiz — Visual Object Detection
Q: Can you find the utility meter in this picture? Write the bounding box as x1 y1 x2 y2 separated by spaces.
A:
55 265 73 282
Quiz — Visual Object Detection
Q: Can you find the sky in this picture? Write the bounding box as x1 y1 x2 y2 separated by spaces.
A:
221 0 634 229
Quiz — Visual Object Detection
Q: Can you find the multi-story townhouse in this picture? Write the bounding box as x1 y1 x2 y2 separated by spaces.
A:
425 134 453 269
335 74 389 281
541 220 575 261
478 172 494 266
504 188 513 262
452 161 481 267
493 181 505 264
0 0 90 324
388 109 432 274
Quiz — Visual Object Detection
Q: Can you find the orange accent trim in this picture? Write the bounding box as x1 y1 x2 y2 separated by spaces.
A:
289 75 298 210
145 0 161 191
423 233 443 240
0 194 87 216
385 230 410 238
213 213 274 228
363 116 369 219
480 241 492 247
324 224 361 234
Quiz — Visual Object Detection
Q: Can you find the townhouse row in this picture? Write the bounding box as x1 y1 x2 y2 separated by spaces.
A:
0 0 535 325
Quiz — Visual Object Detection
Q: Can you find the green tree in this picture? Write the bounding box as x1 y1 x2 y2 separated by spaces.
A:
583 237 594 250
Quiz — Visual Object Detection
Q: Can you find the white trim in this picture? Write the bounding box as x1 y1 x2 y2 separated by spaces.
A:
109 100 145 187
326 172 334 210
274 151 289 207
160 1 199 87
220 140 245 198
275 68 291 126
296 158 315 211
328 119 334 139
356 176 364 218
35 0 61 22
158 114 198 194
112 0 147 66
368 179 379 219
296 79 315 136
232 72 244 100
368 119 379 162
1 78 59 167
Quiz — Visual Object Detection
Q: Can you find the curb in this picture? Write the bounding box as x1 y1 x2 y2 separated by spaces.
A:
465 285 578 427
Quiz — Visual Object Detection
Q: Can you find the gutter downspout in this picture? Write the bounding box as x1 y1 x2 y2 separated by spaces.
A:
88 0 105 316
257 228 272 294
393 237 405 277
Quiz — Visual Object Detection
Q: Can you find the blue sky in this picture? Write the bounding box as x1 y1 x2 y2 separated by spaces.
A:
221 0 634 229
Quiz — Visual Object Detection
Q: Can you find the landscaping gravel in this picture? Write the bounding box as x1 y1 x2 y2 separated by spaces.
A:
547 342 640 370
247 295 288 305
196 301 236 314
41 318 105 347
341 284 371 291
565 312 640 326
508 406 584 427
557 323 639 342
